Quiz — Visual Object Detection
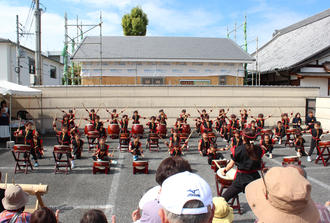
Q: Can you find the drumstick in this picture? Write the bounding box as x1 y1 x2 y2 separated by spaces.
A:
213 160 221 170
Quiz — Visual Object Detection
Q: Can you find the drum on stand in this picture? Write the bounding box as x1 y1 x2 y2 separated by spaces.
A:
84 124 94 135
132 124 144 138
93 161 110 174
157 124 167 137
133 160 149 174
282 156 301 166
182 124 191 135
216 168 237 187
108 124 120 139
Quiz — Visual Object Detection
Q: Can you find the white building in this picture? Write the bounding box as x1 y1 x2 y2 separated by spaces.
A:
72 36 254 86
248 9 330 97
0 38 63 86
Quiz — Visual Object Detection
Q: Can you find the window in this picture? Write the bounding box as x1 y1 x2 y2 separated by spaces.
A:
28 57 35 74
141 77 164 85
50 65 56 79
219 76 227 85
179 80 210 86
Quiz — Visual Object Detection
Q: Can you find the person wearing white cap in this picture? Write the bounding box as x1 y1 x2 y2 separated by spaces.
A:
159 171 214 223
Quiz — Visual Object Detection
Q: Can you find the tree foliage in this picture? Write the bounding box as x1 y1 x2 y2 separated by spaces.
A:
122 7 148 36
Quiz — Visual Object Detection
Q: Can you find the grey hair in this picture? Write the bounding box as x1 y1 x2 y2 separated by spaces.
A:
164 200 212 223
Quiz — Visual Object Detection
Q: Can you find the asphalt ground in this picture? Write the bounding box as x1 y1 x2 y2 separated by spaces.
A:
0 132 329 223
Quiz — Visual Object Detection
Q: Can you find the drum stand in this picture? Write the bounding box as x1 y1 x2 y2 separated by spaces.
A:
148 135 160 152
12 149 34 174
53 149 71 174
315 141 330 166
215 175 242 214
119 135 130 152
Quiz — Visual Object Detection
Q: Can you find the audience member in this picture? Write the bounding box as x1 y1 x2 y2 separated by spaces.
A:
159 171 214 223
132 157 192 223
245 166 320 223
80 209 115 223
0 172 5 213
212 197 233 223
0 185 31 223
30 207 57 223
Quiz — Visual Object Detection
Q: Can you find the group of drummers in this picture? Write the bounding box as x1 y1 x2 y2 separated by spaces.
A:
13 105 328 170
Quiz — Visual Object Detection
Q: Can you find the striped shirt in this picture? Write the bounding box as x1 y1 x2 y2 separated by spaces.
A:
0 210 31 223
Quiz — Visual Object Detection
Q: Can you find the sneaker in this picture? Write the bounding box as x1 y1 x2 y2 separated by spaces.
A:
307 156 312 162
97 159 102 162
279 139 282 145
269 154 273 159
71 161 75 169
133 155 138 161
34 162 39 167
316 155 319 160
297 152 302 158
23 162 26 165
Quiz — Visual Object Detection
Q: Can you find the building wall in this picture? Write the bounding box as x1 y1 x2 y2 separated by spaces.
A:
80 61 245 85
0 41 63 86
81 75 244 85
11 86 319 133
316 97 330 131
300 77 329 96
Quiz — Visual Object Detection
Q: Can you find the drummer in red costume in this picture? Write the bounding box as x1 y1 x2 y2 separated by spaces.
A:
129 137 144 161
215 108 228 134
307 121 329 162
197 108 212 121
201 115 213 133
53 121 74 168
260 134 277 159
194 117 202 134
106 109 122 124
179 109 190 123
157 109 167 125
174 118 184 134
93 137 112 161
221 128 264 202
132 110 146 124
119 115 129 133
15 122 39 167
71 133 84 159
240 108 250 129
227 114 240 141
198 132 213 156
61 108 76 129
83 104 99 122
274 121 285 144
207 146 224 165
251 113 272 132
146 116 157 146
281 112 293 130
166 131 185 157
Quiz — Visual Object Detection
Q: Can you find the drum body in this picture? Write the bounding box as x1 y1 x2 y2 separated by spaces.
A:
132 124 144 135
216 168 236 187
182 124 191 135
133 161 149 174
108 124 120 135
87 131 99 139
93 161 110 174
157 124 167 136
200 124 206 134
261 129 272 135
319 141 330 147
54 145 71 152
85 124 94 135
120 133 130 139
13 144 30 152
282 156 301 166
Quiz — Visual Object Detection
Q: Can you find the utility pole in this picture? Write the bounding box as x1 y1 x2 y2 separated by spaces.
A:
63 12 69 85
16 15 21 84
34 0 42 85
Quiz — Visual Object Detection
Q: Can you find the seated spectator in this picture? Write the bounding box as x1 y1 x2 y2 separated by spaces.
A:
212 197 233 223
0 185 31 223
30 207 57 223
132 157 192 223
245 166 320 223
0 172 5 213
132 200 161 223
159 171 214 223
80 209 115 223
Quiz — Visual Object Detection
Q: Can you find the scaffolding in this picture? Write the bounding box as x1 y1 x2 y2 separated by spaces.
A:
62 12 103 85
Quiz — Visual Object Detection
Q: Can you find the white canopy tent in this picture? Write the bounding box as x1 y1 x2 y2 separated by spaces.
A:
0 80 42 141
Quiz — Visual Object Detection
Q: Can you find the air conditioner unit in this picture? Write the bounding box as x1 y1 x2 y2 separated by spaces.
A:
30 74 36 85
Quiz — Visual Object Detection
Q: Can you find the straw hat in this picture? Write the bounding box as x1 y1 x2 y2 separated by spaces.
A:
2 185 29 211
246 167 320 223
212 197 234 223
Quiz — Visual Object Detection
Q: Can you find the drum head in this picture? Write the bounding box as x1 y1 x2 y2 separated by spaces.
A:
216 168 236 180
283 156 298 159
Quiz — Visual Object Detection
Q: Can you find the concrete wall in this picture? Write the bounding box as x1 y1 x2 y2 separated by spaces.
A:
11 85 319 133
316 97 330 130
300 77 329 97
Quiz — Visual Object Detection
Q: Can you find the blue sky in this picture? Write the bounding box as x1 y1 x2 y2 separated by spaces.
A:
0 0 328 52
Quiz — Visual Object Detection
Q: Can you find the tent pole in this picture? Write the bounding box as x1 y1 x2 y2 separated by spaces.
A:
9 95 12 142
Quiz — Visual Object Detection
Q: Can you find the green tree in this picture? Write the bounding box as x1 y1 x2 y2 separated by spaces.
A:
122 7 148 36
